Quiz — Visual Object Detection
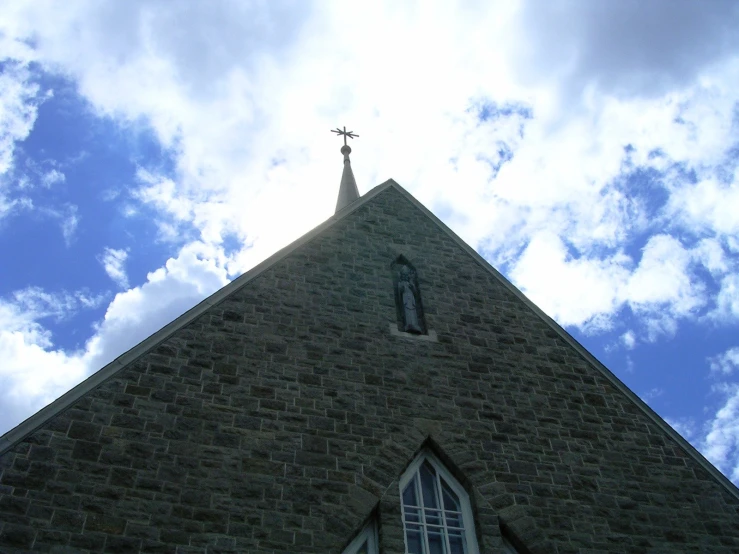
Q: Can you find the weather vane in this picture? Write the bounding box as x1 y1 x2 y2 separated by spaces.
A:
331 126 359 146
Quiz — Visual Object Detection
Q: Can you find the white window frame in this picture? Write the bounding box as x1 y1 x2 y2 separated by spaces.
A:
399 450 480 554
342 519 379 554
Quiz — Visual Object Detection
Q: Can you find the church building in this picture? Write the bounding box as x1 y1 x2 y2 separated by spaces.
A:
1 129 739 553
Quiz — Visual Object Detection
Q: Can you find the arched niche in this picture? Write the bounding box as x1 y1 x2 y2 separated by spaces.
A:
391 256 427 335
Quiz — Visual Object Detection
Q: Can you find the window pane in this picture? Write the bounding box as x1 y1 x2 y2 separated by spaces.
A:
405 525 424 554
404 506 421 523
403 481 418 506
420 462 439 509
449 532 465 554
424 507 442 527
444 511 462 528
428 530 445 554
441 481 460 512
400 455 478 554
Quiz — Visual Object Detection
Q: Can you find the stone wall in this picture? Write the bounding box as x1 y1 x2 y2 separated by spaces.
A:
1 185 738 553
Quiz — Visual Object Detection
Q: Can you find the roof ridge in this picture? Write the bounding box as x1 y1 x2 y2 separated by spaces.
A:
3 178 736 507
0 179 397 454
387 183 739 501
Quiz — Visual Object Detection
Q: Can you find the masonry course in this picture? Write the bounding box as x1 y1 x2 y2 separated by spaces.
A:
1 185 738 552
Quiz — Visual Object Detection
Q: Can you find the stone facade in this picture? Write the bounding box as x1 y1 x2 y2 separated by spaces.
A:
1 182 738 553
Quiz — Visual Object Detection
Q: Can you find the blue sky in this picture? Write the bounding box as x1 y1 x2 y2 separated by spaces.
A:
1 0 739 482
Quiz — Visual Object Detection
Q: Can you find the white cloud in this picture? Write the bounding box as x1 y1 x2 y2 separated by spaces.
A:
666 417 697 443
510 232 705 338
621 330 636 350
0 0 737 439
0 327 88 413
99 247 130 289
60 205 79 246
2 1 736 266
692 238 729 277
134 169 193 223
3 285 105 319
625 235 705 340
0 51 50 221
41 168 65 188
0 241 229 434
712 274 739 322
677 347 739 484
509 0 739 101
641 387 664 404
702 383 739 483
83 241 229 373
10 287 77 323
510 231 630 330
0 287 107 413
2 287 104 329
36 204 80 246
0 60 42 176
76 292 107 310
669 178 739 238
710 347 739 376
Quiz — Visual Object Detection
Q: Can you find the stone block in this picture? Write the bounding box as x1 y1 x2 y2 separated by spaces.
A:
0 524 35 549
0 186 738 552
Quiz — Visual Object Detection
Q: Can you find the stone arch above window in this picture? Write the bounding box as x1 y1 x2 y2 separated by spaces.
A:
399 450 479 554
392 256 427 335
342 519 378 554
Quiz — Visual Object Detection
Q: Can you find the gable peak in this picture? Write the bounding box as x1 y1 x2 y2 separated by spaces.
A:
331 126 361 212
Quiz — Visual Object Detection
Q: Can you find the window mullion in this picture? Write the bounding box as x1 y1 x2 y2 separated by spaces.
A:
435 469 452 554
415 473 431 554
400 452 478 554
400 481 409 553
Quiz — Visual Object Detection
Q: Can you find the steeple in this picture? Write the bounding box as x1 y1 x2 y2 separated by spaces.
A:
331 126 360 212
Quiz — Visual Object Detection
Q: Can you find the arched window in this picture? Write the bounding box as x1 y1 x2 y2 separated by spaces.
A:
399 451 479 554
342 520 378 554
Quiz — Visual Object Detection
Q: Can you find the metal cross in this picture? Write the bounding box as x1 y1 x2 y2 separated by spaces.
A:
331 126 359 146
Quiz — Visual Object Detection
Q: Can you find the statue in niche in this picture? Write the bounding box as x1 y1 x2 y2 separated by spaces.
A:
393 258 426 334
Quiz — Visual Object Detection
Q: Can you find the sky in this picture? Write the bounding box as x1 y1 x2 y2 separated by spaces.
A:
1 0 739 482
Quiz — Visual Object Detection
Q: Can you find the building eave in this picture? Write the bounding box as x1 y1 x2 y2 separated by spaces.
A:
0 180 394 455
387 181 739 502
2 178 737 506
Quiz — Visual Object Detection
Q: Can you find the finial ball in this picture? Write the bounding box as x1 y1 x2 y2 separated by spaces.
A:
341 145 352 155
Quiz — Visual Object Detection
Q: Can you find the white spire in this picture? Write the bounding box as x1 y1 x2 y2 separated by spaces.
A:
331 126 360 212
